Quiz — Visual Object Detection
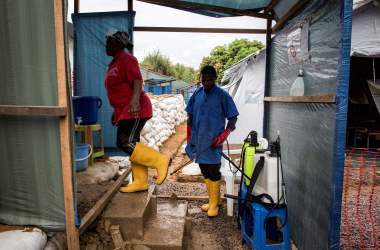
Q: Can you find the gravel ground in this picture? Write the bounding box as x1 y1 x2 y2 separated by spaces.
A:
185 200 249 250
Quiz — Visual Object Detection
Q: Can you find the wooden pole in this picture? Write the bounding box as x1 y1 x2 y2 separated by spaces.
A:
54 0 80 249
134 26 267 34
128 0 133 11
74 0 80 14
263 19 272 139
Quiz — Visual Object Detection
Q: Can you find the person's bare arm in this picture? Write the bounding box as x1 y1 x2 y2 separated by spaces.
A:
130 79 143 116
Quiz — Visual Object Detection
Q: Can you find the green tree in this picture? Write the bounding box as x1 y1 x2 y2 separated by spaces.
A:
199 39 264 84
171 63 198 83
141 50 173 76
141 50 198 83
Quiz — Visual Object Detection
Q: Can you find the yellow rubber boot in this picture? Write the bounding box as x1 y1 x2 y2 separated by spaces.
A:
130 143 170 185
201 179 211 212
119 163 148 193
207 180 221 217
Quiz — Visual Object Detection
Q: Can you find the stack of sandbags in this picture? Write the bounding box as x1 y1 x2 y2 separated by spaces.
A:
140 94 187 150
0 228 47 250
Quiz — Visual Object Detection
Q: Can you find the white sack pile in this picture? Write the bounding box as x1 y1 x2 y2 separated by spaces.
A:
140 94 187 150
0 228 47 250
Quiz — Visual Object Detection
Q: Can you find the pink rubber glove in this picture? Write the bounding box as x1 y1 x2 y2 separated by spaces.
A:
211 128 232 148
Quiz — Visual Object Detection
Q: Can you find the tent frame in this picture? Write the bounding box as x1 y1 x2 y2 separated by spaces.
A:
0 0 346 248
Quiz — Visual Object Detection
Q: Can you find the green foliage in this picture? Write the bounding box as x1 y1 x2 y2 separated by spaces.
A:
141 50 172 76
199 39 264 84
141 50 198 83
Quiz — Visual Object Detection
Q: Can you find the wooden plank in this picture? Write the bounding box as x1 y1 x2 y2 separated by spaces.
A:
0 105 67 117
53 0 80 249
79 169 131 235
264 94 336 103
137 0 273 19
272 0 309 33
134 26 267 34
74 0 80 14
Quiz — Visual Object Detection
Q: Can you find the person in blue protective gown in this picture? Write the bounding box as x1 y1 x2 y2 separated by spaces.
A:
186 65 239 217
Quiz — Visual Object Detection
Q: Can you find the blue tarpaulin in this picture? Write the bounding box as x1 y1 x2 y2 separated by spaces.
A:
73 11 135 149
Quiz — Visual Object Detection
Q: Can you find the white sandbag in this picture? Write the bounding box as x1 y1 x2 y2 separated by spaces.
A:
77 161 119 185
0 228 47 250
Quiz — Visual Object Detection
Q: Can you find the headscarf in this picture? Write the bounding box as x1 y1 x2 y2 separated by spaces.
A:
107 30 134 50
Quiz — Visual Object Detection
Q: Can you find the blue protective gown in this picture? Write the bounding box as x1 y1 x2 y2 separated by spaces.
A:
185 85 239 164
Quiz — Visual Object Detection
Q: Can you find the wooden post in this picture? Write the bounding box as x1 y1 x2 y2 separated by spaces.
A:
263 19 272 139
54 0 80 249
74 0 80 14
128 0 133 11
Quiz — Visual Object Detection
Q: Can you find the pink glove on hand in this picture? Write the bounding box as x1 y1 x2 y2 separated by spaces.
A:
211 128 232 148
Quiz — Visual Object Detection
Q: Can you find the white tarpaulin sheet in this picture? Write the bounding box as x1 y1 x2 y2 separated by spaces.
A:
222 50 266 143
352 3 380 57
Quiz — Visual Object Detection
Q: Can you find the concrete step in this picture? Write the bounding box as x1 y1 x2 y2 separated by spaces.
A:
102 186 156 241
126 199 189 250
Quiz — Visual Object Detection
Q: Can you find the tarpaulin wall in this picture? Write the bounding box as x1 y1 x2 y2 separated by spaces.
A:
265 0 352 249
73 12 135 149
0 0 71 230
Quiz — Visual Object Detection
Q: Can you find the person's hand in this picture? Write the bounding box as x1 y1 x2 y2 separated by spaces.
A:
129 99 140 116
187 125 192 143
211 128 232 148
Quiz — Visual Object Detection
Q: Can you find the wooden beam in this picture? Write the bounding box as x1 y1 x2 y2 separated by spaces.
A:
138 0 273 19
54 0 80 249
74 0 80 14
79 169 131 235
272 0 309 33
128 0 133 11
0 105 67 117
134 26 267 34
264 94 336 103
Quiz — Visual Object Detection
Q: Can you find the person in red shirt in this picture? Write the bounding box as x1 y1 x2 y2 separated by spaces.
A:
104 30 170 193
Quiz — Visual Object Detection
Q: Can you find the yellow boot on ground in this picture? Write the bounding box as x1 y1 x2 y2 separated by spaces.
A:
130 143 170 185
120 163 148 193
201 179 211 212
207 180 221 217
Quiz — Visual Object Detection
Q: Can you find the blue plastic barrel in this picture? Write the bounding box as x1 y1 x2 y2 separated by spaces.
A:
75 143 90 171
72 96 102 124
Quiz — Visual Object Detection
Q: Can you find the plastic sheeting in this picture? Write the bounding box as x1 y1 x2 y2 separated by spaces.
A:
73 11 135 148
222 50 266 142
0 0 68 229
267 103 336 249
351 4 380 57
268 0 340 97
265 0 351 249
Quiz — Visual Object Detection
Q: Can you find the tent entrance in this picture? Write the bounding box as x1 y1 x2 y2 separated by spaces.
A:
346 57 380 148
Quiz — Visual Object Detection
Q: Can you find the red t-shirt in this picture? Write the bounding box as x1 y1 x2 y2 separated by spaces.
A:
105 50 152 124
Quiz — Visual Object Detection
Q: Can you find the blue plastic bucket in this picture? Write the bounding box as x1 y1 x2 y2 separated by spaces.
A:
75 144 91 172
72 96 102 124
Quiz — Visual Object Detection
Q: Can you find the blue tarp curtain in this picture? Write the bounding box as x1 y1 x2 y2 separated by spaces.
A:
73 11 135 149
